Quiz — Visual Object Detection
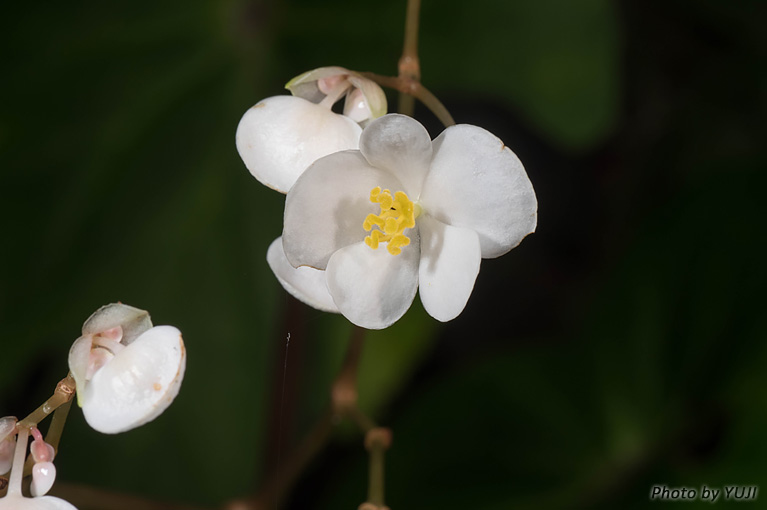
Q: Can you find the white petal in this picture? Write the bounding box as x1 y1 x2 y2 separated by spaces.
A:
266 237 338 313
82 326 186 434
82 303 152 345
325 238 420 330
0 417 16 443
359 114 433 196
418 215 481 322
236 96 362 193
420 124 537 258
283 150 402 269
0 495 78 510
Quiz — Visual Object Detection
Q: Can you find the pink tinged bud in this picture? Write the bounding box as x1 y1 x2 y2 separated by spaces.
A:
30 428 55 463
31 461 56 497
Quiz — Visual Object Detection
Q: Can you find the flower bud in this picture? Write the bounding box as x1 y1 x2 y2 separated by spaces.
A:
30 462 56 497
285 66 387 123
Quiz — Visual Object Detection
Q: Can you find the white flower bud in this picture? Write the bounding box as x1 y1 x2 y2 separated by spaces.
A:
30 462 56 497
285 66 387 122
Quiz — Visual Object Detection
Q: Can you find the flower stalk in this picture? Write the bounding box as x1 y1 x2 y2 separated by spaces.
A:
18 374 76 430
398 0 421 116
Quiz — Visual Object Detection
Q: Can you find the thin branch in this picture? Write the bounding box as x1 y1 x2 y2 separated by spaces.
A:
18 374 76 429
46 399 73 456
398 0 422 116
362 73 455 127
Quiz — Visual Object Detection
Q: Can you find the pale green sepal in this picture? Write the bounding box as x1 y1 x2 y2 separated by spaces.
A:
67 335 93 407
82 303 152 345
285 66 350 102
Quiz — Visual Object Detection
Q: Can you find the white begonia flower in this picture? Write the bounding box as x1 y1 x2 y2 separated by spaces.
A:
236 66 386 193
281 114 537 329
68 304 186 434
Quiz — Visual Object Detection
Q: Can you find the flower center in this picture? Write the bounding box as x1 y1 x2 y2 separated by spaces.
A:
363 187 420 255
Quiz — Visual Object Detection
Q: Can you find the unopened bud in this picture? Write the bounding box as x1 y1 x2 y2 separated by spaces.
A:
31 461 56 497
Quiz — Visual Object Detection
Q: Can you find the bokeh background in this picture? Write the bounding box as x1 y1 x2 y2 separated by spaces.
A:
1 0 766 508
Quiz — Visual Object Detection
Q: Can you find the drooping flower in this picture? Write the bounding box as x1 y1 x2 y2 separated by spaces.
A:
68 303 186 434
236 66 386 193
280 114 537 329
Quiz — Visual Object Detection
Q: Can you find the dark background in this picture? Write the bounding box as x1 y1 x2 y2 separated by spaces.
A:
1 0 765 508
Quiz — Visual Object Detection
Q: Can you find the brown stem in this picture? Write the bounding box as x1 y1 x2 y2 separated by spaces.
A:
361 73 455 128
18 374 76 428
398 0 422 116
46 399 73 455
363 428 393 510
20 374 76 476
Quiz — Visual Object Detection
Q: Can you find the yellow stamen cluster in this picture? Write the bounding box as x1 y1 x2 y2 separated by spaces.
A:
363 187 418 255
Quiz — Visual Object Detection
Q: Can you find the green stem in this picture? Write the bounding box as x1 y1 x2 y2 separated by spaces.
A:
368 444 386 506
364 428 392 509
46 399 73 456
402 0 421 61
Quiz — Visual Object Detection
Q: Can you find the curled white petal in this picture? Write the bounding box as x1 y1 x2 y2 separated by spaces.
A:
267 237 338 313
236 96 362 193
31 462 56 497
418 216 481 322
420 124 537 258
326 239 420 330
0 495 78 510
81 326 186 434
